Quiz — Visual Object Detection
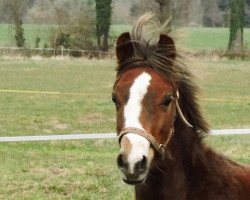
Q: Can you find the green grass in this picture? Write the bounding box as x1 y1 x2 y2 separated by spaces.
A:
182 27 250 50
205 135 250 164
0 24 13 46
1 24 250 50
197 60 250 128
0 135 249 200
0 140 134 200
0 58 249 199
0 59 116 136
0 58 249 136
0 24 131 48
0 24 53 47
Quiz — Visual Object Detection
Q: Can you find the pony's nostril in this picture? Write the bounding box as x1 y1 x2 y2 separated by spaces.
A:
135 156 147 173
117 153 127 170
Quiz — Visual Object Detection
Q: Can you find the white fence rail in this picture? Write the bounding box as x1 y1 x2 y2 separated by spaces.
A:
0 129 249 142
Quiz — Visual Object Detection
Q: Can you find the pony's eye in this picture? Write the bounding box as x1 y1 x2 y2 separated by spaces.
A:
162 95 172 106
112 95 119 105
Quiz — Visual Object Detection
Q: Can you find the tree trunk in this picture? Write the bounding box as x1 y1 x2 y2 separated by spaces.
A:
96 25 101 48
174 0 191 26
155 0 171 23
228 0 244 57
103 32 109 52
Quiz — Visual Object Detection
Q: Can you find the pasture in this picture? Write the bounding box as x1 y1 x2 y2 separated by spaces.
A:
0 57 249 199
1 24 250 51
0 58 249 136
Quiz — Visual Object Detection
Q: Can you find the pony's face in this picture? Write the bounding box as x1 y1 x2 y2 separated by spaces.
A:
113 27 178 184
113 67 176 185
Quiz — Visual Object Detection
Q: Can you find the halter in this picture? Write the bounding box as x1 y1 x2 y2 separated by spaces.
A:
118 91 193 160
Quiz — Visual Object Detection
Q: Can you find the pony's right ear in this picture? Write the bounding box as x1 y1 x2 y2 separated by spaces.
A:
116 32 133 64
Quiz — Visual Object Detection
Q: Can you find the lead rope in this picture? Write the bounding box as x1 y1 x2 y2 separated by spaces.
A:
176 91 193 128
159 91 193 160
158 103 177 160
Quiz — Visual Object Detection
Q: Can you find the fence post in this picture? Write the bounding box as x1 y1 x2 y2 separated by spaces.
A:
61 46 64 56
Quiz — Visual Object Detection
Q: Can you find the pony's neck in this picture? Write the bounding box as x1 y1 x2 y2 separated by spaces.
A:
135 123 199 200
135 120 242 200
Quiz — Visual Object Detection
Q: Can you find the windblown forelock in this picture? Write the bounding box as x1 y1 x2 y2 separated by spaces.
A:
116 14 180 86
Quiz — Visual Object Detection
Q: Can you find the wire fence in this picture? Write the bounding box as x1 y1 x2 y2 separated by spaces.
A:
0 46 113 58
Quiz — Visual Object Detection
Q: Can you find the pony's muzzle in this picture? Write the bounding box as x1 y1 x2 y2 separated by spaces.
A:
117 153 148 185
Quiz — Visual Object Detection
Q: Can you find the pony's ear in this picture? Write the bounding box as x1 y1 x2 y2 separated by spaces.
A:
116 32 134 64
158 34 176 62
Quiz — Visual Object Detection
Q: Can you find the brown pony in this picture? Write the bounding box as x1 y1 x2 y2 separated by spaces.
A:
112 14 250 200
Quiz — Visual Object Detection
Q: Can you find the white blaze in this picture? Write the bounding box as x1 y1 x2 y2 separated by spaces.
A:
123 72 152 174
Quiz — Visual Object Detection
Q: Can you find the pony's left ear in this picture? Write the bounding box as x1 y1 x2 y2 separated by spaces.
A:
116 32 134 65
158 34 176 62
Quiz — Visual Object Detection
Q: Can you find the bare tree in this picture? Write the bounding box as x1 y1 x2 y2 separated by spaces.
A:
49 0 70 28
155 0 171 23
130 0 159 21
47 0 96 53
112 0 132 24
173 0 191 26
201 0 223 27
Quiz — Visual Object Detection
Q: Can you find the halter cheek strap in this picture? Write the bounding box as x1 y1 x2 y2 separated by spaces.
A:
176 91 193 128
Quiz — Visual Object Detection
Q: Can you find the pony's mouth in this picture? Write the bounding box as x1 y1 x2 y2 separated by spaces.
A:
123 177 144 185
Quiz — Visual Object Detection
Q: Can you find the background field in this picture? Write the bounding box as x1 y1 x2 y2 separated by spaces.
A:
0 58 249 136
0 135 249 200
0 24 250 199
0 57 249 199
1 24 250 51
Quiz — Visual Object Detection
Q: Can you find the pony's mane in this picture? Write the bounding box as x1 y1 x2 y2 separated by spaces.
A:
116 13 210 135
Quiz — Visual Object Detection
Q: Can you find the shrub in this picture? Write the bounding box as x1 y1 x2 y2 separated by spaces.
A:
49 13 96 55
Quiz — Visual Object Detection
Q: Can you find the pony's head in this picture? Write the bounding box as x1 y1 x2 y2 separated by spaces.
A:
112 14 209 185
113 67 178 184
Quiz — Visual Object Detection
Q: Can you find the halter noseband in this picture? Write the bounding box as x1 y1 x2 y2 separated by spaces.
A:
117 92 193 160
118 126 174 159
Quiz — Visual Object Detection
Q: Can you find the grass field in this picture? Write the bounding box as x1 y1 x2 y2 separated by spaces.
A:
0 58 249 136
0 59 116 136
1 24 250 51
0 24 52 47
0 56 249 199
0 135 249 200
182 27 250 50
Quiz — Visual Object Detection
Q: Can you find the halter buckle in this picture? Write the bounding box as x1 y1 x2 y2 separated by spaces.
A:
158 144 165 155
